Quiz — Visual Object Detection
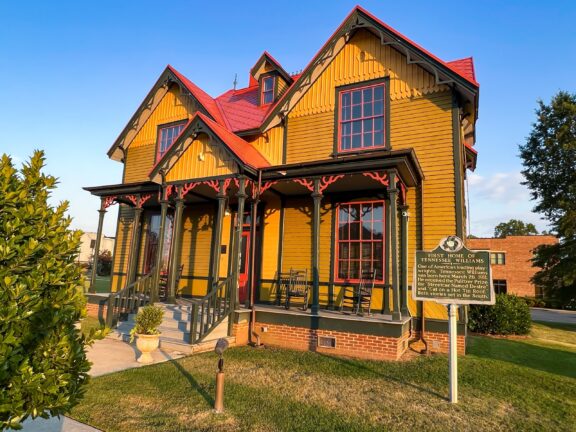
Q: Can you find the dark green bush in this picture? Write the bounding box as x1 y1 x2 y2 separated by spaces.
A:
523 297 546 308
130 305 164 342
468 294 532 335
0 152 90 430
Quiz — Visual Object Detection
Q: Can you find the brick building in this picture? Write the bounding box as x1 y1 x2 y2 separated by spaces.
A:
467 235 558 297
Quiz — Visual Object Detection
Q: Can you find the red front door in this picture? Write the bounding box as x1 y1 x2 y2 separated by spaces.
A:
238 230 251 304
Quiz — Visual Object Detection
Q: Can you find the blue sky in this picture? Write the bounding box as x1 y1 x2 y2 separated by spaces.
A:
1 1 574 237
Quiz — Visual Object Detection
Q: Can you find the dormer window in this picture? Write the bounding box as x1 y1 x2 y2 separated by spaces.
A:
261 76 275 105
157 121 185 161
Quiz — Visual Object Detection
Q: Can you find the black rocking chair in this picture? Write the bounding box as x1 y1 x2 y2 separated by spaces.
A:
340 271 377 315
285 269 309 311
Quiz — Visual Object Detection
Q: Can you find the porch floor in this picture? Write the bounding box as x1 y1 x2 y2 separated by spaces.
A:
250 304 411 325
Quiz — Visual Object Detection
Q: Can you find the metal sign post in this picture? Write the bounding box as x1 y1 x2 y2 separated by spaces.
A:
413 236 494 404
448 304 458 403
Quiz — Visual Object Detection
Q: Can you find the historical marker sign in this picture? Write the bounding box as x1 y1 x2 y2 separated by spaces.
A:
413 236 494 305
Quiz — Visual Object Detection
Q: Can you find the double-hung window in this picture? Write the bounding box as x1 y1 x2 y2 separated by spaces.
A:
336 201 385 282
261 76 275 105
157 122 185 161
338 83 386 152
490 252 506 265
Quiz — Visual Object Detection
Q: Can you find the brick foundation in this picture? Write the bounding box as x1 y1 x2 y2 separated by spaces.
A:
415 331 466 355
250 322 411 360
232 320 250 346
85 294 109 321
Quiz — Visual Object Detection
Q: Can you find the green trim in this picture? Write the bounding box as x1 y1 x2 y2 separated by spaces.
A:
452 94 464 238
233 310 251 324
282 116 288 165
256 310 409 337
328 199 336 308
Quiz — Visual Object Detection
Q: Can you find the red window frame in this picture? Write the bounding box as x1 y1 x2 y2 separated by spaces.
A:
261 76 275 105
156 121 186 161
338 83 386 153
335 200 385 283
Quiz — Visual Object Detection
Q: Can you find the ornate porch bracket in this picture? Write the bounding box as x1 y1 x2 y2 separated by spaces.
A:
102 195 118 210
125 193 153 208
397 179 407 205
293 175 344 194
363 171 390 186
179 182 200 199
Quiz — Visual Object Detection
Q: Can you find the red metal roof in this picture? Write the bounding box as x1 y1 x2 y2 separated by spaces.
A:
446 57 477 85
167 65 229 128
215 86 269 132
195 112 270 169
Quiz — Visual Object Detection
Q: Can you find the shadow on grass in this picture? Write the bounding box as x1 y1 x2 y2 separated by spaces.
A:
316 353 446 400
468 336 576 379
168 359 214 406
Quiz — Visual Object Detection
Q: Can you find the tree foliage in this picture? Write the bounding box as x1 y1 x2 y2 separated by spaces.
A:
97 249 112 276
494 219 538 238
0 152 90 430
519 91 576 305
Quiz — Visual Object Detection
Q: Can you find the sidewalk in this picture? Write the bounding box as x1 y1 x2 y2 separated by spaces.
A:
21 338 186 432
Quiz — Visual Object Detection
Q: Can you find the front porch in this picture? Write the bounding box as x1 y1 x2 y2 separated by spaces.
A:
84 149 425 358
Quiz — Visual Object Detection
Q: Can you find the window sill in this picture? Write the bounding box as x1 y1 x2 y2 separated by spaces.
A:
330 147 390 159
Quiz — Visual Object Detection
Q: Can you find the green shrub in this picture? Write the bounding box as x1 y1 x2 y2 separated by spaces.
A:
468 294 532 335
0 152 90 430
130 305 164 342
523 297 546 308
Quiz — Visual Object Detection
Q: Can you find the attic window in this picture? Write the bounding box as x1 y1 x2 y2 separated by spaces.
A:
157 121 185 161
261 76 275 105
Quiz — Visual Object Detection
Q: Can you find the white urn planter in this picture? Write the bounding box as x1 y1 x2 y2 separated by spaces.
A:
135 333 161 363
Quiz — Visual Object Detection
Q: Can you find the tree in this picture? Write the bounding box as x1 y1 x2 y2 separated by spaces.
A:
519 91 576 304
97 249 112 276
0 152 90 430
494 219 538 238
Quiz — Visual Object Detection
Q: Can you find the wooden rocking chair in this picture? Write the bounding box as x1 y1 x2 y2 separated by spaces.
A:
285 269 309 311
340 271 377 315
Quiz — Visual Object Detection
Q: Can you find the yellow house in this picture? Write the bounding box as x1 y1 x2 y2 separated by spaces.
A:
85 6 479 360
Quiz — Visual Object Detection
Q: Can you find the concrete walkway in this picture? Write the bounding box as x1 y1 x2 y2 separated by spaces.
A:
531 307 576 325
21 338 186 432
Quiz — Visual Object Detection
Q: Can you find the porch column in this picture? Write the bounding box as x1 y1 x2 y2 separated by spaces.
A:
210 179 227 288
167 190 185 304
388 172 401 321
400 204 410 316
231 177 246 312
383 199 391 314
248 196 259 307
311 178 322 316
151 190 169 303
126 203 143 285
89 197 107 292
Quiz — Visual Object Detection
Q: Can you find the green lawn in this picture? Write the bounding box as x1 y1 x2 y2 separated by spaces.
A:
83 274 111 293
70 322 576 432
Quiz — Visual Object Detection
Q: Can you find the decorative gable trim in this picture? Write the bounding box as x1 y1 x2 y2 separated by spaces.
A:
107 66 221 162
261 6 479 132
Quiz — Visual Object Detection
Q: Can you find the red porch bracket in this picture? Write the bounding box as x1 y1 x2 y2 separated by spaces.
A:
293 175 344 194
125 193 153 208
102 195 118 209
363 171 390 186
179 182 200 198
260 180 278 195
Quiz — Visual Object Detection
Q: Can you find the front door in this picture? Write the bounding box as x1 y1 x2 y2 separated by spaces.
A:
238 230 251 304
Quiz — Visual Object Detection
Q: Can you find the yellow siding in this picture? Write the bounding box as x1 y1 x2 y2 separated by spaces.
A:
164 134 237 182
179 205 214 297
290 29 446 119
124 87 195 183
285 29 449 164
261 195 281 280
218 214 232 278
111 205 134 292
277 78 289 98
246 126 284 165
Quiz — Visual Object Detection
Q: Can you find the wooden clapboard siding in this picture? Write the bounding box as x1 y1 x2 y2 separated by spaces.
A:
164 134 237 182
124 87 194 183
245 126 284 165
110 205 134 292
261 195 281 280
277 77 289 98
179 205 214 297
219 213 232 278
285 29 449 164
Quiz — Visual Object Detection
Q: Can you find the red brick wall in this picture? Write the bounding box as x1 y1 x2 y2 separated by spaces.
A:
86 302 108 319
419 331 466 355
232 321 249 346
468 235 558 297
250 322 411 361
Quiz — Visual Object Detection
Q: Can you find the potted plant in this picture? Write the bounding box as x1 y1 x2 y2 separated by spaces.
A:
130 305 164 363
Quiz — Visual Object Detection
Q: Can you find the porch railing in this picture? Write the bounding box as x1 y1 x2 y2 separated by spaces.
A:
105 270 155 328
189 276 232 344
